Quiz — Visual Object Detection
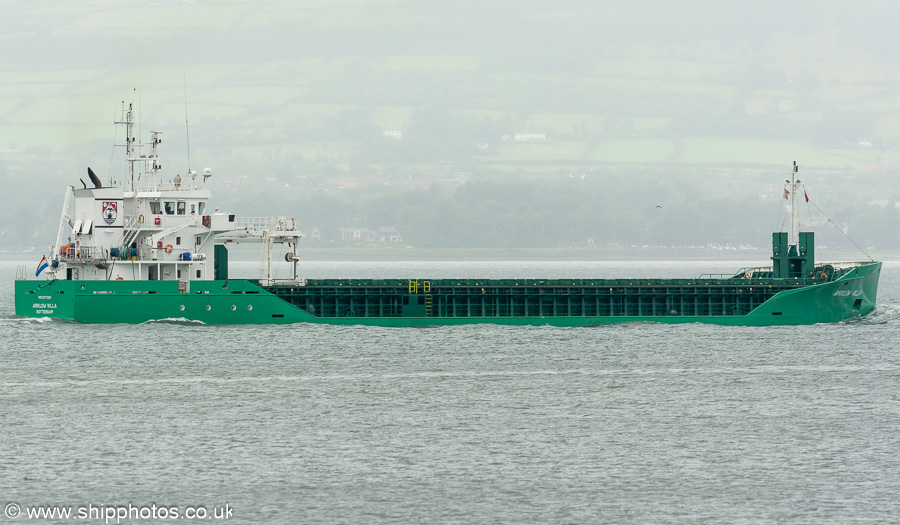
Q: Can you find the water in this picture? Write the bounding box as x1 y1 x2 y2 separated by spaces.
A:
2 259 899 523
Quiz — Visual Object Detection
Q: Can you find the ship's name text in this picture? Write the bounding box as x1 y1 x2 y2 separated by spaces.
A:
33 302 57 314
832 290 863 297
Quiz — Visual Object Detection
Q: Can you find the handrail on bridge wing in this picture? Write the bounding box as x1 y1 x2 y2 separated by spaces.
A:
233 216 298 232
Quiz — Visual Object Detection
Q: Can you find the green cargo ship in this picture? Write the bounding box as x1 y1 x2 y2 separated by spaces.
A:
14 105 880 326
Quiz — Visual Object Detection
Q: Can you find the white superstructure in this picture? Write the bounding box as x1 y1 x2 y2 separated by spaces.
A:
47 102 301 285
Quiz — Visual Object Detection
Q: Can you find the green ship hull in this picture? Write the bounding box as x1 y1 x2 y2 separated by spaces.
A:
19 111 875 328
15 261 881 326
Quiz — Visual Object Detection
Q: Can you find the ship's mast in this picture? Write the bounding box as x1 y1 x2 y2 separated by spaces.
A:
115 102 163 191
789 161 800 246
150 130 162 191
115 102 136 191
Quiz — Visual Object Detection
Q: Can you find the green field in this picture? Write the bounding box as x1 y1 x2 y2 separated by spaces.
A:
3 1 899 251
3 1 898 170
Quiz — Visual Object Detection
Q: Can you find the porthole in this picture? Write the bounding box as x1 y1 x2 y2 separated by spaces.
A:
231 305 237 311
179 305 185 311
206 305 211 311
247 305 253 311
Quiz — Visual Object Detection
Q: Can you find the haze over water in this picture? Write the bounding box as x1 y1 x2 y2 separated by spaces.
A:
4 1 900 521
2 260 899 523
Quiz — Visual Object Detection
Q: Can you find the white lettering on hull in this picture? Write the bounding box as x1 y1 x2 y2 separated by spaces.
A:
832 290 862 297
32 302 58 314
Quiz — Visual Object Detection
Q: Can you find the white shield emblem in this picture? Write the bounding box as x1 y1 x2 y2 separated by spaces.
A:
102 201 117 225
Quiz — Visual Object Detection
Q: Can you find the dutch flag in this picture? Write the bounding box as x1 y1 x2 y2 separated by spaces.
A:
35 255 49 277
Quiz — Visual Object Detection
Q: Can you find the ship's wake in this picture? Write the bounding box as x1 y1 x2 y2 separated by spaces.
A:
142 317 207 325
847 303 900 325
0 316 58 324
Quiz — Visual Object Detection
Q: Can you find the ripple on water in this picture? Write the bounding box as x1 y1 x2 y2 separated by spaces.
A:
1 261 899 523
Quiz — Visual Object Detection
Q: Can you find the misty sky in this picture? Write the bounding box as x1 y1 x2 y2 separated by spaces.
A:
2 0 899 250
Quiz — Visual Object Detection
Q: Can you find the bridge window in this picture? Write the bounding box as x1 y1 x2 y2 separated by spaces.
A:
177 201 186 215
164 201 175 215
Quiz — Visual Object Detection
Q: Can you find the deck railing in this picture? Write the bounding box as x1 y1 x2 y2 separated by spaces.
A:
59 245 105 260
130 180 198 192
233 216 298 232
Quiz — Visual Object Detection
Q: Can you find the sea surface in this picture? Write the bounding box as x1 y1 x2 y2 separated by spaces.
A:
1 258 899 524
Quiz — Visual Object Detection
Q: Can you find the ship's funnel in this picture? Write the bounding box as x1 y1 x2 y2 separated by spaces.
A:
87 167 102 189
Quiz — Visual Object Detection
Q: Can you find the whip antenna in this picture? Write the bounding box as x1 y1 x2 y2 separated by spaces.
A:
184 72 191 173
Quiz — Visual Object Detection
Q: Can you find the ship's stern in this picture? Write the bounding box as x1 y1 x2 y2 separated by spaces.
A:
15 278 77 320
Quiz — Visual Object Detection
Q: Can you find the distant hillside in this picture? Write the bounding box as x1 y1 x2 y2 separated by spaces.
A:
1 0 898 250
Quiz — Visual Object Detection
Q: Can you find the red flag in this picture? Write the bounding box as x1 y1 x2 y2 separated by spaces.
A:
804 191 809 202
783 189 789 200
